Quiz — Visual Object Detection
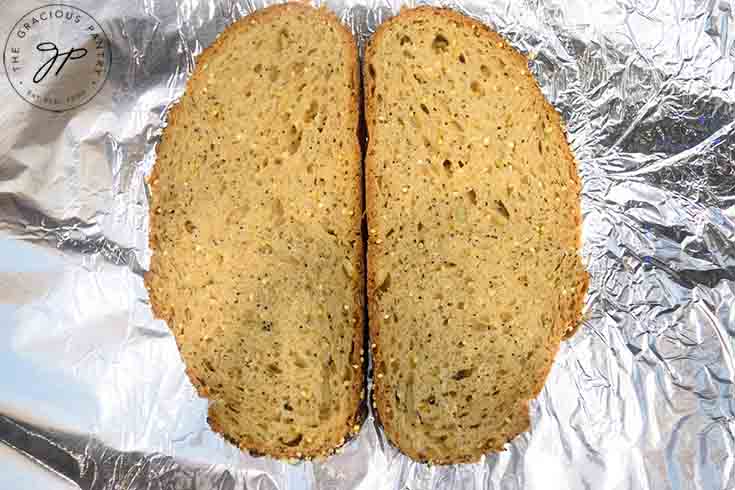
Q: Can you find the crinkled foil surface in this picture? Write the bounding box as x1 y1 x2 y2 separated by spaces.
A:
1 0 735 488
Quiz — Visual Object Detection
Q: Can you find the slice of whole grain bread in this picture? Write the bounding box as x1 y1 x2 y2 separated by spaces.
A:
146 3 364 459
364 6 588 464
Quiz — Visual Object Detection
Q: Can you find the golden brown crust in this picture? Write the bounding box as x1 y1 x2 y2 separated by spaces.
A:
145 2 364 460
364 6 588 464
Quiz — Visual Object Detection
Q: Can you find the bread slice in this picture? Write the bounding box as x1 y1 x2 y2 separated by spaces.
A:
146 3 364 459
364 7 588 464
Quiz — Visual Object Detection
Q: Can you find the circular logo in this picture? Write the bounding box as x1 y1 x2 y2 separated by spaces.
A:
3 4 111 112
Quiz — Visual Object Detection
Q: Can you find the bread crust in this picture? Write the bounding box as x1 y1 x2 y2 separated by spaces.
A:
363 6 588 464
146 2 364 460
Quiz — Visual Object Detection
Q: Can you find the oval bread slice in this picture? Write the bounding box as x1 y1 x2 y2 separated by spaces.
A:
364 7 588 464
146 3 364 459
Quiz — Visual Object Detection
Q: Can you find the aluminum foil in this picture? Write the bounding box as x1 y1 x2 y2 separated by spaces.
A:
1 0 734 488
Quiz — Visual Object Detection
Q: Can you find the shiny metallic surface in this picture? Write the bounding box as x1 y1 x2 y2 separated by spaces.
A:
1 0 734 488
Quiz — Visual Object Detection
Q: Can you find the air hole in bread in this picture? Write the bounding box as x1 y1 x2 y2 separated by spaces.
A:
432 33 449 52
466 189 477 205
442 159 453 175
268 363 282 375
420 103 430 115
470 80 483 95
304 100 319 122
452 366 474 382
494 200 510 219
376 272 391 294
288 126 302 154
459 53 466 63
400 35 412 46
272 199 284 223
292 61 305 76
480 64 490 77
293 354 307 369
277 28 289 51
281 433 303 447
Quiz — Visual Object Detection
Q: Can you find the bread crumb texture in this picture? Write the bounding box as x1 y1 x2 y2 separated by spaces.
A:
364 7 588 464
146 3 364 459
